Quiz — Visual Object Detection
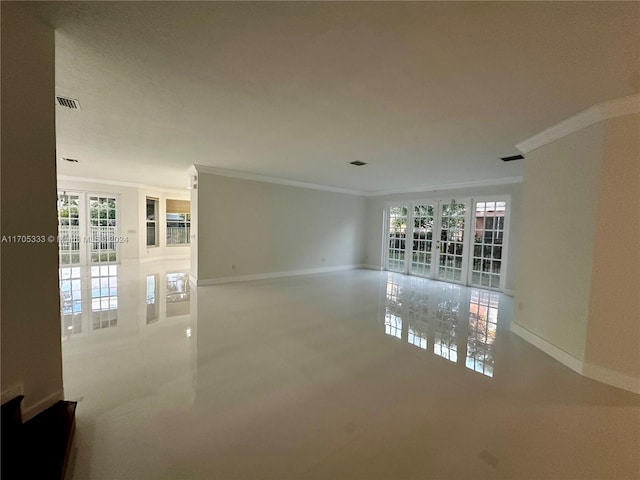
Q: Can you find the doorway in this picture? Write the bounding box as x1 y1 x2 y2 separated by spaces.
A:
57 191 120 265
385 197 509 291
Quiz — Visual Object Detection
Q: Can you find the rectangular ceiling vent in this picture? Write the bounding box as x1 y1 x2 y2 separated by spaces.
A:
56 96 81 110
349 161 367 166
501 154 524 162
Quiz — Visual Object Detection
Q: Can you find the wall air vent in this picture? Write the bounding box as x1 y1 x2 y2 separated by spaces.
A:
55 96 81 110
62 157 79 163
500 154 524 162
349 161 367 166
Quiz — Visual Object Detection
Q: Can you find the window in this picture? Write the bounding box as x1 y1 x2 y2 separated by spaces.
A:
471 201 507 289
89 195 118 263
384 197 509 291
146 198 158 247
387 206 408 272
166 199 191 245
57 193 81 265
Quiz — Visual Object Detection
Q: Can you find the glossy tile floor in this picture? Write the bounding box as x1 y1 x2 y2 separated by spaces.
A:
60 261 640 479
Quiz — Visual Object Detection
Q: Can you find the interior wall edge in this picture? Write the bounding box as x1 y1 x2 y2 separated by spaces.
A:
21 389 65 422
582 363 640 396
511 322 584 375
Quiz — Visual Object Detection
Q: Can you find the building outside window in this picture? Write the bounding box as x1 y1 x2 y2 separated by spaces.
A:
166 199 190 245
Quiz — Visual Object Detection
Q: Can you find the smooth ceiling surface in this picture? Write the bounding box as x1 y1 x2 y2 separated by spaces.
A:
35 1 640 192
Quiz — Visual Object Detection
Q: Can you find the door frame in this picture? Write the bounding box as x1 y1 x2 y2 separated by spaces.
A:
57 189 89 266
384 203 410 273
466 195 511 292
87 192 121 265
57 189 121 265
383 195 511 292
433 197 472 285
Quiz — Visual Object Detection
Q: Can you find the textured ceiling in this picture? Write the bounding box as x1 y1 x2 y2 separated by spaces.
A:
33 1 640 193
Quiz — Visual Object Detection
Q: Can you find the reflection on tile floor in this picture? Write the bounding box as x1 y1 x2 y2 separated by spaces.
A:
62 262 640 480
59 263 191 339
382 276 499 377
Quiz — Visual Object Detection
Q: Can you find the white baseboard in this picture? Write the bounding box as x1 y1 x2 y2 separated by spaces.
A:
195 264 365 286
511 323 640 395
510 322 584 375
363 264 384 271
582 363 640 395
1 382 25 404
22 389 64 422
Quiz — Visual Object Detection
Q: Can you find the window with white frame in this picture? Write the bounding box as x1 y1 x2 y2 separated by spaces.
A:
146 198 159 247
166 199 191 245
57 193 82 265
471 201 506 289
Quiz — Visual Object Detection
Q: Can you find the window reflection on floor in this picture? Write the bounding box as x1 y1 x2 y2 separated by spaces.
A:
166 272 190 317
146 274 159 324
406 283 430 350
382 273 503 378
91 265 118 330
60 266 83 338
407 326 427 350
433 284 461 363
384 278 402 338
466 290 499 377
384 311 402 339
58 264 192 340
384 277 403 338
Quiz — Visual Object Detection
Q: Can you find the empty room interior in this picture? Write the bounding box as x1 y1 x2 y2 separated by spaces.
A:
1 1 639 479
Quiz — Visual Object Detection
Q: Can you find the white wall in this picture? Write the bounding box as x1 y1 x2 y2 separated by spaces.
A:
514 124 603 362
584 113 640 385
1 3 63 418
194 172 367 283
364 182 522 292
513 98 639 393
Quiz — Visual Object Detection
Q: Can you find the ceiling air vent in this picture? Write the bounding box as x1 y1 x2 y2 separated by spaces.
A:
56 96 81 110
61 157 79 163
349 161 367 166
501 154 524 162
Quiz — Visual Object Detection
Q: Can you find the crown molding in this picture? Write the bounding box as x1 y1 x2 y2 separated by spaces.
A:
57 175 189 196
192 165 367 196
366 176 523 197
516 94 640 154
